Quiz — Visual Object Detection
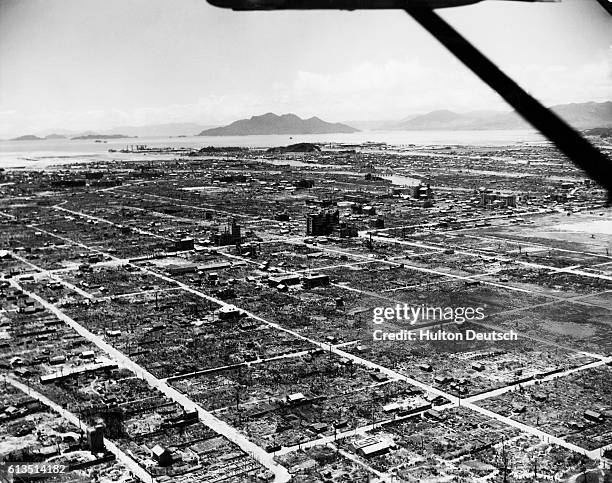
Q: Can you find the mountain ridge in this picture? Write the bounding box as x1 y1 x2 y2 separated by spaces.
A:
391 101 612 130
198 113 359 136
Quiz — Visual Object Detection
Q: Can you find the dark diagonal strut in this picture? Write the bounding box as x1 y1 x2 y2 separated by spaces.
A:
405 3 612 200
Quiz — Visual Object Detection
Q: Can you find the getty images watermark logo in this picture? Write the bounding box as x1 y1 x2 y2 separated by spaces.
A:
372 304 485 326
371 304 518 342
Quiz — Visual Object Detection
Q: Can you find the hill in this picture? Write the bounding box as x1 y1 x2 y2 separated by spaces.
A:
266 142 322 153
584 127 612 138
198 113 359 136
10 134 44 141
71 133 132 140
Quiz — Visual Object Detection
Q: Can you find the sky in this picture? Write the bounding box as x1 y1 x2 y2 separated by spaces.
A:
0 0 610 136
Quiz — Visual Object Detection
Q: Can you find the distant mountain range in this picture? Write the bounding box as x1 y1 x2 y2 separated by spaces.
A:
5 101 610 141
10 132 135 141
10 134 45 141
7 123 219 141
10 134 70 141
198 113 359 136
387 101 612 131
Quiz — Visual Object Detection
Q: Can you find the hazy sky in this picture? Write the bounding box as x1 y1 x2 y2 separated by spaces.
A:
0 0 610 135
